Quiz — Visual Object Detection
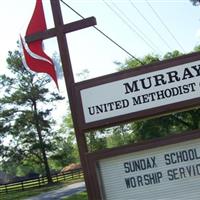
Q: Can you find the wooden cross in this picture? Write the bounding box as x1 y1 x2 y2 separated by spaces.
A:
26 0 96 86
26 0 96 199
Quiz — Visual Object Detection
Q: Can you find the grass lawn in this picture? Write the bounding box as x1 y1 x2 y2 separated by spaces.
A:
63 191 88 200
0 183 63 200
0 178 84 200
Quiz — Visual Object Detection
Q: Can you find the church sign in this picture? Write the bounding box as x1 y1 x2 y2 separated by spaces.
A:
23 1 200 199
87 130 200 200
76 52 200 130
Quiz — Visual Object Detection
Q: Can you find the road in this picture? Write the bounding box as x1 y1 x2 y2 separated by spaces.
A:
25 181 85 200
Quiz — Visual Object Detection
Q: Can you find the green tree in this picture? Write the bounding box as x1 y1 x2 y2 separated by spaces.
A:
76 50 200 152
106 124 136 148
116 54 160 71
163 50 183 60
50 105 80 170
0 48 64 183
49 112 80 170
114 49 200 143
87 129 107 152
194 44 200 52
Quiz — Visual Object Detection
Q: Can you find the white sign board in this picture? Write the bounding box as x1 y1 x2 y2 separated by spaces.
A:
80 60 200 123
98 137 200 200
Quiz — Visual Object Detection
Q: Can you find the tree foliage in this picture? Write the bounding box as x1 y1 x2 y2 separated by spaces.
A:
0 47 64 181
85 46 200 152
50 111 80 170
116 48 200 142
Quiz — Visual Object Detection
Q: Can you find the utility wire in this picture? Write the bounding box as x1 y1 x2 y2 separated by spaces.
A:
129 0 173 51
102 0 156 52
146 0 185 53
109 0 162 53
60 0 144 65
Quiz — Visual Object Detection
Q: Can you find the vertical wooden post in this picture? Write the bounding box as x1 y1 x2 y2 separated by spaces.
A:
49 1 95 199
25 0 97 198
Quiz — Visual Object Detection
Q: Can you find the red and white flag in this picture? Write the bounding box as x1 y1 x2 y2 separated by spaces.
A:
20 0 58 88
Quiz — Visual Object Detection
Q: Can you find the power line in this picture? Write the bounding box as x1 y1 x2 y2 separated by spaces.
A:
60 0 144 65
129 0 173 52
146 0 185 53
102 0 160 53
111 1 163 53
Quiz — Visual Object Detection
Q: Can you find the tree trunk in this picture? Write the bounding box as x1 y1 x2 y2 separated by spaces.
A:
33 101 53 184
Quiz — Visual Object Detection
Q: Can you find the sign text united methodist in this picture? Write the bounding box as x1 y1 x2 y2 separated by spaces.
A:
80 56 200 125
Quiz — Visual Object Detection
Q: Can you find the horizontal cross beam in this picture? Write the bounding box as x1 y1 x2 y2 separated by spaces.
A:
25 16 96 43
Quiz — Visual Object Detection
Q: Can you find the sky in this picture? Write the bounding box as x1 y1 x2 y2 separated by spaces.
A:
0 0 200 121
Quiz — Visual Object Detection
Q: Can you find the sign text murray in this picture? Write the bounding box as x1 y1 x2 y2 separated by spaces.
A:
80 55 200 124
